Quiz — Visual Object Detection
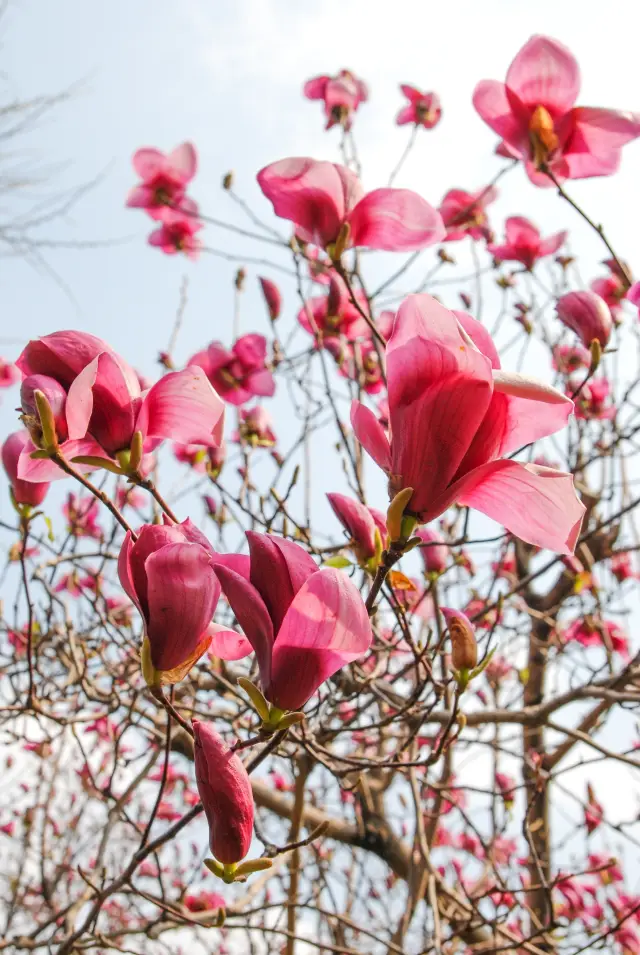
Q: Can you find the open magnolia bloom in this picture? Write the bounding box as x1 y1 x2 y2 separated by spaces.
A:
351 294 585 554
209 531 372 712
15 331 224 482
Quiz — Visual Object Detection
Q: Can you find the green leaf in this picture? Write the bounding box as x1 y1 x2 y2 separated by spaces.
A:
323 555 353 569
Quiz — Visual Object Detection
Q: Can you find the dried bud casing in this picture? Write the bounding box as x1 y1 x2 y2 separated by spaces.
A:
441 608 477 670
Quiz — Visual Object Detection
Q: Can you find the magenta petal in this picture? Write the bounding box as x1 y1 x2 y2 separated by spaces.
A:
66 351 139 453
246 532 317 634
347 188 445 251
454 459 585 554
303 75 330 100
350 401 392 472
212 564 274 685
453 311 501 368
17 437 106 482
16 331 119 388
268 568 372 711
208 624 253 661
472 80 528 150
145 542 220 671
245 368 276 398
396 105 416 126
117 531 144 617
137 367 225 448
506 35 580 113
327 492 377 559
233 333 267 369
126 185 155 209
571 107 640 150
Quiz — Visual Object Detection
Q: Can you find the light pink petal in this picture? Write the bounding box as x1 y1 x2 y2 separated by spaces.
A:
472 80 528 151
538 230 567 258
66 352 138 452
347 188 445 252
65 356 99 440
145 543 220 671
268 568 372 711
627 282 640 307
167 142 197 182
492 371 574 454
571 107 640 150
17 437 106 482
506 35 580 113
303 76 330 100
453 459 585 554
132 148 165 180
212 564 274 685
504 216 540 247
208 624 253 661
137 367 225 448
453 311 501 368
257 157 363 248
396 105 416 126
350 401 391 472
126 185 155 209
563 150 621 180
245 368 276 398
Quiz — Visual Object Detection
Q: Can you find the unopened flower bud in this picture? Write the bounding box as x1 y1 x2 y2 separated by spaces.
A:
222 171 234 190
258 277 282 321
441 608 478 671
557 290 612 349
235 268 246 291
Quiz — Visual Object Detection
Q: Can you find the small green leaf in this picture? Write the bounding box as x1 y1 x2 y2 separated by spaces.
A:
323 555 353 569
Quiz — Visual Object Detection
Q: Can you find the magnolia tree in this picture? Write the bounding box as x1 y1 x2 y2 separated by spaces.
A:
3 34 640 955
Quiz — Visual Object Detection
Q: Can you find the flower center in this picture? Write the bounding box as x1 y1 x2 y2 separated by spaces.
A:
528 105 559 169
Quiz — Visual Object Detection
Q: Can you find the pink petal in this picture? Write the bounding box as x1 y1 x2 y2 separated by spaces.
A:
167 142 197 182
506 35 580 114
212 564 274 685
17 437 106 482
396 105 416 126
208 624 253 661
472 80 528 151
247 532 317 635
492 371 574 454
571 107 640 150
145 543 220 671
537 230 567 258
400 84 422 103
132 148 165 181
126 185 155 209
327 492 377 558
303 75 330 100
257 157 363 248
627 282 640 308
233 333 267 369
137 367 225 448
454 460 585 554
453 311 501 368
66 352 138 453
350 401 391 472
504 216 540 247
347 189 445 252
268 568 372 710
245 368 276 398
117 531 144 617
16 331 120 389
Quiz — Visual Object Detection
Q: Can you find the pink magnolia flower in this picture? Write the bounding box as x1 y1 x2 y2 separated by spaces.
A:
415 527 448 574
173 443 208 472
189 334 275 407
257 157 445 253
184 891 226 913
495 772 517 809
489 217 566 269
127 142 197 219
563 617 629 659
552 344 591 375
2 431 50 507
327 492 387 569
148 200 203 260
16 330 225 482
439 186 497 242
298 274 371 344
396 86 442 128
473 35 640 185
193 720 254 866
303 70 368 130
611 551 638 582
584 783 604 834
258 277 282 321
571 377 615 420
118 518 222 684
237 406 277 448
0 357 19 388
351 294 585 554
588 853 624 884
209 532 372 711
557 290 612 348
591 259 631 323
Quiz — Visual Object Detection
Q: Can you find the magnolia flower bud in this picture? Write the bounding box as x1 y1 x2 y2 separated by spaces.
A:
2 431 50 507
556 290 612 349
258 277 282 321
441 608 478 671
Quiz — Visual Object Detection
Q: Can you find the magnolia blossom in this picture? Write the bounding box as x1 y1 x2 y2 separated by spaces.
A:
189 334 275 407
64 493 102 540
237 406 277 448
257 157 445 253
439 187 497 242
591 259 630 322
473 34 640 185
209 532 372 711
584 783 603 834
396 86 442 128
15 331 224 482
147 200 203 259
563 617 629 659
489 217 567 269
351 294 585 554
298 274 371 344
303 70 368 130
0 358 19 389
327 492 387 569
552 344 591 375
556 290 612 348
127 142 197 219
118 518 222 684
571 378 615 420
333 339 385 395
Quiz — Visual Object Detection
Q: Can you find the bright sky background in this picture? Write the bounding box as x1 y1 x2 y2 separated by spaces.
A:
2 0 640 860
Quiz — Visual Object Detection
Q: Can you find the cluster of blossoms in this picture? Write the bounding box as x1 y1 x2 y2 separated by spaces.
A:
3 28 640 955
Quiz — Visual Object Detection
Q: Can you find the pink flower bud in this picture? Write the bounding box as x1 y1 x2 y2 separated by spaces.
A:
258 277 282 320
20 374 69 442
118 519 221 681
2 431 50 506
441 607 478 670
556 290 612 348
327 492 387 564
193 720 254 865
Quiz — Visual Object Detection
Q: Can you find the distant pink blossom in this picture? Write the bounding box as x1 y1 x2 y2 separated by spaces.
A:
552 344 591 375
473 35 640 185
189 334 275 407
439 187 497 242
0 357 19 389
127 142 197 219
571 377 615 420
591 259 631 323
258 157 445 253
563 617 629 659
303 70 368 130
298 274 371 344
148 200 203 259
396 86 442 128
489 217 566 269
584 783 603 833
258 277 282 320
236 405 277 448
63 493 102 540
332 339 385 395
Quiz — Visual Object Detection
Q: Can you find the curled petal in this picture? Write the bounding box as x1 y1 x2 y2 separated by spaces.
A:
506 35 581 113
347 189 445 251
137 366 225 448
350 401 392 473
